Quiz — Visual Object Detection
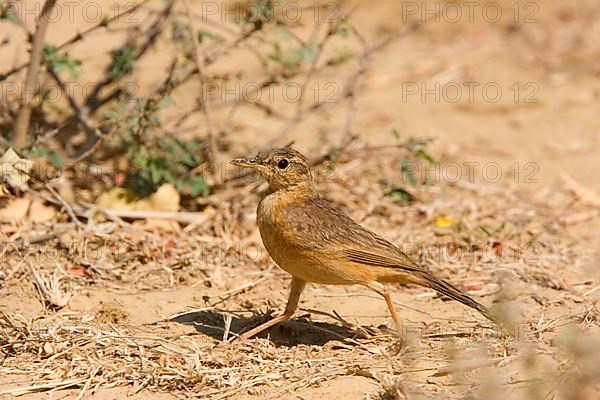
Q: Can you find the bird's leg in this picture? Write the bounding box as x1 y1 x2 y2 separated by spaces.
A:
237 277 307 340
365 282 403 336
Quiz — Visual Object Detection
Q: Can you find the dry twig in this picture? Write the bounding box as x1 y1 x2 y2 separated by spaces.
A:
12 0 57 150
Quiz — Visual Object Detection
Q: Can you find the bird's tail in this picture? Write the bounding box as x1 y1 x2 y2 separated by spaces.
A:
414 270 501 326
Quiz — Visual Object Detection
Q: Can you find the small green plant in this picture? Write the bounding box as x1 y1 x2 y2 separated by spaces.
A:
108 43 135 78
386 186 416 203
126 136 209 197
404 136 437 165
385 130 438 204
198 29 224 44
333 18 350 37
43 44 81 79
268 43 316 70
106 97 209 198
0 2 20 24
24 144 64 169
326 50 353 66
242 0 274 27
170 18 224 51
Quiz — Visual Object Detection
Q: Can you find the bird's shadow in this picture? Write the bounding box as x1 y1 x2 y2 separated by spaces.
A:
170 309 365 346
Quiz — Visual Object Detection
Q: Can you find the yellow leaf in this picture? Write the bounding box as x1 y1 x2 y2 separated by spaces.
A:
96 183 180 212
434 215 456 228
0 148 33 190
96 187 136 211
148 183 180 212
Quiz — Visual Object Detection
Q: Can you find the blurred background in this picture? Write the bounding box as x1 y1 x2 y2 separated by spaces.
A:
2 0 599 195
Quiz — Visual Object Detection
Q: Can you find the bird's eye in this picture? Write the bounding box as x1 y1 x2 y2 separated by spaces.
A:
277 159 289 169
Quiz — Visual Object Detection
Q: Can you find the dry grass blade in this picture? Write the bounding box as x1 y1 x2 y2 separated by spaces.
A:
26 262 71 309
0 378 89 397
431 354 525 377
0 314 390 399
100 209 208 224
561 173 600 208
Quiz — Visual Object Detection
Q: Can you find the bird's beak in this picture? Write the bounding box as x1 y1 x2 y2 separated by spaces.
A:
230 156 258 169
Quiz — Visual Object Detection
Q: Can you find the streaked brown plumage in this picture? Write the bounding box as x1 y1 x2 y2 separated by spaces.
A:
231 147 499 339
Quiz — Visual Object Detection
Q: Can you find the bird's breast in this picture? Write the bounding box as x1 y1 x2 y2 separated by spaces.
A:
256 192 353 284
256 192 299 264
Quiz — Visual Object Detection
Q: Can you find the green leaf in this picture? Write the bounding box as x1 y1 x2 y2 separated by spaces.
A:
387 186 415 203
334 19 350 37
401 160 417 187
405 137 437 165
186 176 210 197
1 6 20 24
326 51 353 66
158 96 174 109
295 46 315 62
43 44 81 79
48 152 64 168
415 148 437 165
125 171 153 197
108 43 135 78
104 109 122 120
198 30 224 43
24 144 64 168
149 162 162 184
113 97 210 197
268 43 316 70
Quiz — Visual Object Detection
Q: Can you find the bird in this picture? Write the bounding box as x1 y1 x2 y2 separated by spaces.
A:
230 147 500 340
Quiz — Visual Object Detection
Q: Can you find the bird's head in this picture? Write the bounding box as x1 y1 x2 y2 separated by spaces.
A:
231 147 314 191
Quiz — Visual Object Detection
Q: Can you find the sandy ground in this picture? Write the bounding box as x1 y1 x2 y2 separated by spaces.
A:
1 0 600 399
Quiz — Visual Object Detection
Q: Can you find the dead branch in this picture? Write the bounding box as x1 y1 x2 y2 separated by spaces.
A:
0 0 152 82
181 0 220 185
12 0 57 151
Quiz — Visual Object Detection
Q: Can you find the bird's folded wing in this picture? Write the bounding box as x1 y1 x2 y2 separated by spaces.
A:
343 248 422 272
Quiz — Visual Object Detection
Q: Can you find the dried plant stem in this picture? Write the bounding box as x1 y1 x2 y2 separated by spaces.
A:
45 183 83 230
46 69 97 137
0 0 152 82
99 209 208 224
295 18 329 120
181 0 221 185
12 0 57 151
7 1 97 145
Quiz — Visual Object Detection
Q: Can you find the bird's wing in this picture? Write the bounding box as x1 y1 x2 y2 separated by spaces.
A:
284 198 501 325
343 248 421 271
292 198 424 272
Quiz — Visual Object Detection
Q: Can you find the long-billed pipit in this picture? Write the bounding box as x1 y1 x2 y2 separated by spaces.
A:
231 147 499 339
